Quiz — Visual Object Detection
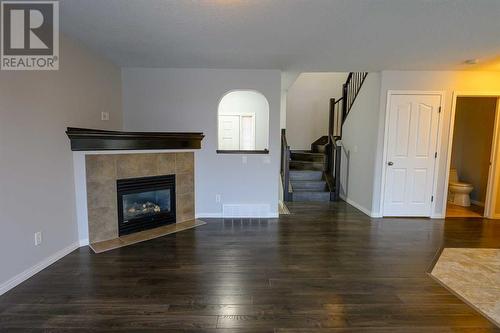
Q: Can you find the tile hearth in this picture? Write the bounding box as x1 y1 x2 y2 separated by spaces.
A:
90 219 206 253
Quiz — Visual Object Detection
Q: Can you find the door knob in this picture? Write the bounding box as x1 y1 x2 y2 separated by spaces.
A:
387 161 394 166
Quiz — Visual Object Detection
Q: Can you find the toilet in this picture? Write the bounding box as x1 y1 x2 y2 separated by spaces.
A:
448 168 474 207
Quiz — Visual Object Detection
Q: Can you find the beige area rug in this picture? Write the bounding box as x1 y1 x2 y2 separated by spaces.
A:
431 248 500 327
90 219 206 253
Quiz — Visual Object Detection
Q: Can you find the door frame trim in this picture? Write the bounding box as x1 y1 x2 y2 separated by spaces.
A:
379 90 445 217
443 91 500 219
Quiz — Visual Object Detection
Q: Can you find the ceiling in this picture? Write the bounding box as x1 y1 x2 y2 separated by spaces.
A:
60 0 500 71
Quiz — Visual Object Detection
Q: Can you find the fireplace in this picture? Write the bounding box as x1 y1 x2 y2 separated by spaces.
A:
117 175 176 236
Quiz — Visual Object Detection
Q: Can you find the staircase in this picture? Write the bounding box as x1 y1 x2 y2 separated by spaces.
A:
281 72 368 202
289 137 331 202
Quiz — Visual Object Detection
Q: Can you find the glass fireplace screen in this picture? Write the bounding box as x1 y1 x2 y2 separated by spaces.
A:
117 174 176 236
122 189 171 223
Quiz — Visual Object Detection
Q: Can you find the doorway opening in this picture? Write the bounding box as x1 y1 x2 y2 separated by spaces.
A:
217 90 269 153
446 96 499 218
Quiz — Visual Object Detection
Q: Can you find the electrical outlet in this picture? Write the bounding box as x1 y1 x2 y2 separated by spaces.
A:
215 194 221 203
101 111 109 121
34 231 42 246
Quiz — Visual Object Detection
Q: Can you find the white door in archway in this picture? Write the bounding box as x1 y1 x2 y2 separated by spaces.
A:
240 114 256 150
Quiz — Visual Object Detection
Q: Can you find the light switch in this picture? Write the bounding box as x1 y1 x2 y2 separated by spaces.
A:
101 112 109 121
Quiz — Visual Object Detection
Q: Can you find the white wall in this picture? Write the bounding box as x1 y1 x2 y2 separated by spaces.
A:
0 35 122 292
340 73 381 215
286 72 348 150
372 71 500 217
122 68 281 217
218 90 269 150
280 72 300 130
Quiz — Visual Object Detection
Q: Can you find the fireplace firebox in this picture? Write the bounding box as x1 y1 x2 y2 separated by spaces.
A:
117 175 176 236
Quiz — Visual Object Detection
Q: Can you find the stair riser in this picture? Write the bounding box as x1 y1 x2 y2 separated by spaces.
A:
292 192 331 202
290 152 325 162
291 182 328 191
312 145 326 153
290 171 323 181
290 161 325 171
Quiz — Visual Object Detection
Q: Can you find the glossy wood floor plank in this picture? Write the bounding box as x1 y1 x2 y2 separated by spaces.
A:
1 201 499 331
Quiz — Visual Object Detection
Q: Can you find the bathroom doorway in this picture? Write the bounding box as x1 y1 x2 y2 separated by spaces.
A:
446 95 500 218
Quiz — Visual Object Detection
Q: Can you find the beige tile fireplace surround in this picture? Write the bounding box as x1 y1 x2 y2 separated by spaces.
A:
85 152 195 244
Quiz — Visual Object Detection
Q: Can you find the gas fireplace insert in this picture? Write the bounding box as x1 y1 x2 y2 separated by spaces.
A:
117 175 176 236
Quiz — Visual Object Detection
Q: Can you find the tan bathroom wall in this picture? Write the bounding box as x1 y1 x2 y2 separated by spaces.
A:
451 97 497 205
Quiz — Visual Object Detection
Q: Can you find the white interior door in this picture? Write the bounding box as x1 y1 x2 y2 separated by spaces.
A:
240 114 256 150
383 94 441 216
218 115 240 150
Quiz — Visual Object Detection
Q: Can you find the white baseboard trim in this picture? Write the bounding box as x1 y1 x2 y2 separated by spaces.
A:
0 241 80 296
341 195 373 217
196 213 278 218
195 213 279 219
223 214 279 218
79 238 89 246
197 204 278 219
222 204 276 218
341 196 444 219
196 213 222 218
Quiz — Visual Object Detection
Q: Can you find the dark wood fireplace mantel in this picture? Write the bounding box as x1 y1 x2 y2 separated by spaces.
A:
66 127 204 151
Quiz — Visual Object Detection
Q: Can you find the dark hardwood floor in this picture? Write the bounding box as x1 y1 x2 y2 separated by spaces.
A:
1 201 499 332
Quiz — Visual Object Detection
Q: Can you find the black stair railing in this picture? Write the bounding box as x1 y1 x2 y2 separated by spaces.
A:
280 129 291 201
326 72 368 200
342 72 368 124
325 133 342 201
